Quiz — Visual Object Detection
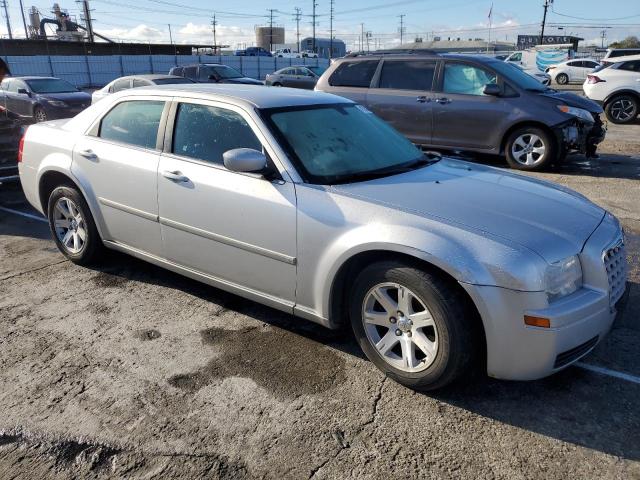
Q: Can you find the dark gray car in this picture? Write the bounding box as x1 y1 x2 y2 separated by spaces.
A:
265 66 326 89
0 77 91 123
169 64 263 85
315 52 606 170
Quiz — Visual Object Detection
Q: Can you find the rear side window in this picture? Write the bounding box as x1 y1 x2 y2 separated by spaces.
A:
172 103 262 166
378 60 436 91
110 78 130 93
443 63 497 96
329 60 378 88
618 61 640 72
184 66 197 80
99 100 164 149
171 67 184 76
133 79 152 88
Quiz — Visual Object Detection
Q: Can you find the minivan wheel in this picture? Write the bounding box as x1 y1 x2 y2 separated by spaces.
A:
555 73 569 85
605 95 638 124
505 127 556 171
349 261 477 391
47 186 104 266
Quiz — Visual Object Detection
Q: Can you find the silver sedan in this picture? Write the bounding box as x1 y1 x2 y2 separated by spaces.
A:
18 85 627 390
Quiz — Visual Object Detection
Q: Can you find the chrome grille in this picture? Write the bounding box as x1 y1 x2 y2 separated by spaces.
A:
603 238 627 308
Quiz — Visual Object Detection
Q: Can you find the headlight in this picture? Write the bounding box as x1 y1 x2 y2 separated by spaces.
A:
545 255 583 302
556 105 594 123
47 100 67 107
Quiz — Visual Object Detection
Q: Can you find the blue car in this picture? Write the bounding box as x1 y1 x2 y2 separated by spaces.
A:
0 76 91 123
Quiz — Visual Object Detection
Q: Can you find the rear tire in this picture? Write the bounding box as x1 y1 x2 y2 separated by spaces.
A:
555 73 569 85
349 260 478 391
47 185 105 266
605 94 638 124
34 106 47 123
504 126 556 171
272 82 283 87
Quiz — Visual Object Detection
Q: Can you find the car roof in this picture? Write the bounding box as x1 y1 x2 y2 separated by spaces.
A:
8 76 59 80
117 83 352 109
604 53 640 63
335 52 502 64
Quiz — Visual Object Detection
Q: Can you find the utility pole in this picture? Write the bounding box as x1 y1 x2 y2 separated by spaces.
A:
211 14 218 53
329 0 334 59
539 0 553 46
366 31 371 52
18 0 28 38
293 7 301 53
267 8 276 52
600 29 607 48
1 0 13 39
168 23 173 44
360 23 364 53
311 0 318 53
82 0 94 43
398 14 405 46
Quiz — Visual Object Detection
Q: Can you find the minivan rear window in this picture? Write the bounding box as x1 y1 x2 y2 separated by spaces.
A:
378 60 436 91
329 60 378 88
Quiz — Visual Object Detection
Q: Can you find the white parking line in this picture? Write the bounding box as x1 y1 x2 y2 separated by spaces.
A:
0 205 48 223
576 362 640 385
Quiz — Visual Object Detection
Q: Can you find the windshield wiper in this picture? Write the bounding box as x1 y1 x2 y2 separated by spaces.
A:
331 152 441 185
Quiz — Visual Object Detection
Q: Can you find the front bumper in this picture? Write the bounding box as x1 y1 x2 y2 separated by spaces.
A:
554 113 606 158
461 216 626 381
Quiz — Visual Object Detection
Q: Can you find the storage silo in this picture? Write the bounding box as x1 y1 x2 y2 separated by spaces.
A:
255 26 285 51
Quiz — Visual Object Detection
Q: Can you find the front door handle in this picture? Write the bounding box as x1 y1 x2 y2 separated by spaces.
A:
162 170 189 183
435 97 451 104
79 149 98 160
416 96 430 103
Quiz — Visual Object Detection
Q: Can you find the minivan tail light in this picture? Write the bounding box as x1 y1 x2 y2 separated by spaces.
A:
587 75 605 84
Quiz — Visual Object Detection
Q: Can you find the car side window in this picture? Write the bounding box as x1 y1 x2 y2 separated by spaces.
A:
184 67 197 80
6 80 19 93
443 63 497 96
111 79 131 93
133 79 152 88
567 61 580 67
281 68 293 75
98 100 165 149
328 60 379 88
172 103 262 166
172 67 184 76
619 61 640 72
378 60 436 91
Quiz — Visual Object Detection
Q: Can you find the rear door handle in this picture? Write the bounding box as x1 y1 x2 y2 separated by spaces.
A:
416 96 430 103
162 170 189 183
79 149 98 160
435 97 451 104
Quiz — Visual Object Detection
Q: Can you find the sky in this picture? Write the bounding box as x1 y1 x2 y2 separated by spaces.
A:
3 0 639 50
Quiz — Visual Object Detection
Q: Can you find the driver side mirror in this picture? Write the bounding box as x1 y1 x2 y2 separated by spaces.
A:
223 148 269 174
208 74 221 82
17 88 30 96
483 83 501 96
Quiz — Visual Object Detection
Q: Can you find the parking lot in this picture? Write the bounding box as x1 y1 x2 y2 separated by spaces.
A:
0 112 638 479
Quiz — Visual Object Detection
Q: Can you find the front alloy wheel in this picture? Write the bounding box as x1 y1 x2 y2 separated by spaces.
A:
362 283 438 372
505 126 556 171
34 107 47 123
605 95 638 124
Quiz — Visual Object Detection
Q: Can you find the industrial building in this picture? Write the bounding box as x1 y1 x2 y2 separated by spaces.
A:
300 37 346 58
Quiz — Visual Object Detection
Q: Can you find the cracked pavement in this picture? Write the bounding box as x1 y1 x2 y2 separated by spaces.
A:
0 122 639 479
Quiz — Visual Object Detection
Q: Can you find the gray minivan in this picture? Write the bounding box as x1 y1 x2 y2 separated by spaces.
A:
315 52 606 170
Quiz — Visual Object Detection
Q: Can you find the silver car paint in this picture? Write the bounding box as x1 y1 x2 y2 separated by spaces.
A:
19 84 625 381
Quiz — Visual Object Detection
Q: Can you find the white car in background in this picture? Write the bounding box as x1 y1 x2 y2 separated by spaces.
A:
91 74 194 104
546 59 600 85
273 48 301 58
583 54 640 124
513 64 551 86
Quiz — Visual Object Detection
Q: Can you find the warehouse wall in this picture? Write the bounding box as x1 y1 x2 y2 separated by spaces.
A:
2 55 330 88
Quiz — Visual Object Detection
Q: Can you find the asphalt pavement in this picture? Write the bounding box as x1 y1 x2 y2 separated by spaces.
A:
0 121 639 479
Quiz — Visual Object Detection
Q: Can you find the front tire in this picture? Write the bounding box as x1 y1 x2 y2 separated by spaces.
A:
555 73 569 85
349 261 478 391
605 94 638 124
47 185 104 266
504 126 556 171
34 106 47 123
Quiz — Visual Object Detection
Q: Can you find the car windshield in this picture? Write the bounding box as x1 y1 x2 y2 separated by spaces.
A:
153 77 194 85
205 65 243 79
261 103 435 184
593 62 612 73
490 61 550 92
25 78 78 93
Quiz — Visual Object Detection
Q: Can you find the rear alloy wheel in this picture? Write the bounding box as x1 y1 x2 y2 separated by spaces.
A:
555 73 569 85
34 106 47 123
505 127 556 171
48 185 104 265
605 95 638 124
349 261 478 391
272 82 283 87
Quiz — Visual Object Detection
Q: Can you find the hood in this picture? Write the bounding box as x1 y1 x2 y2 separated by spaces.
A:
38 91 91 106
541 91 603 113
223 77 264 85
331 159 605 263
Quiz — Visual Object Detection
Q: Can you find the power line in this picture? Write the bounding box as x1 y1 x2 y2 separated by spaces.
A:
551 6 640 22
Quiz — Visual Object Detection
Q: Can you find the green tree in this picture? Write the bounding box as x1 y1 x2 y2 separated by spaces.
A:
609 36 640 49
